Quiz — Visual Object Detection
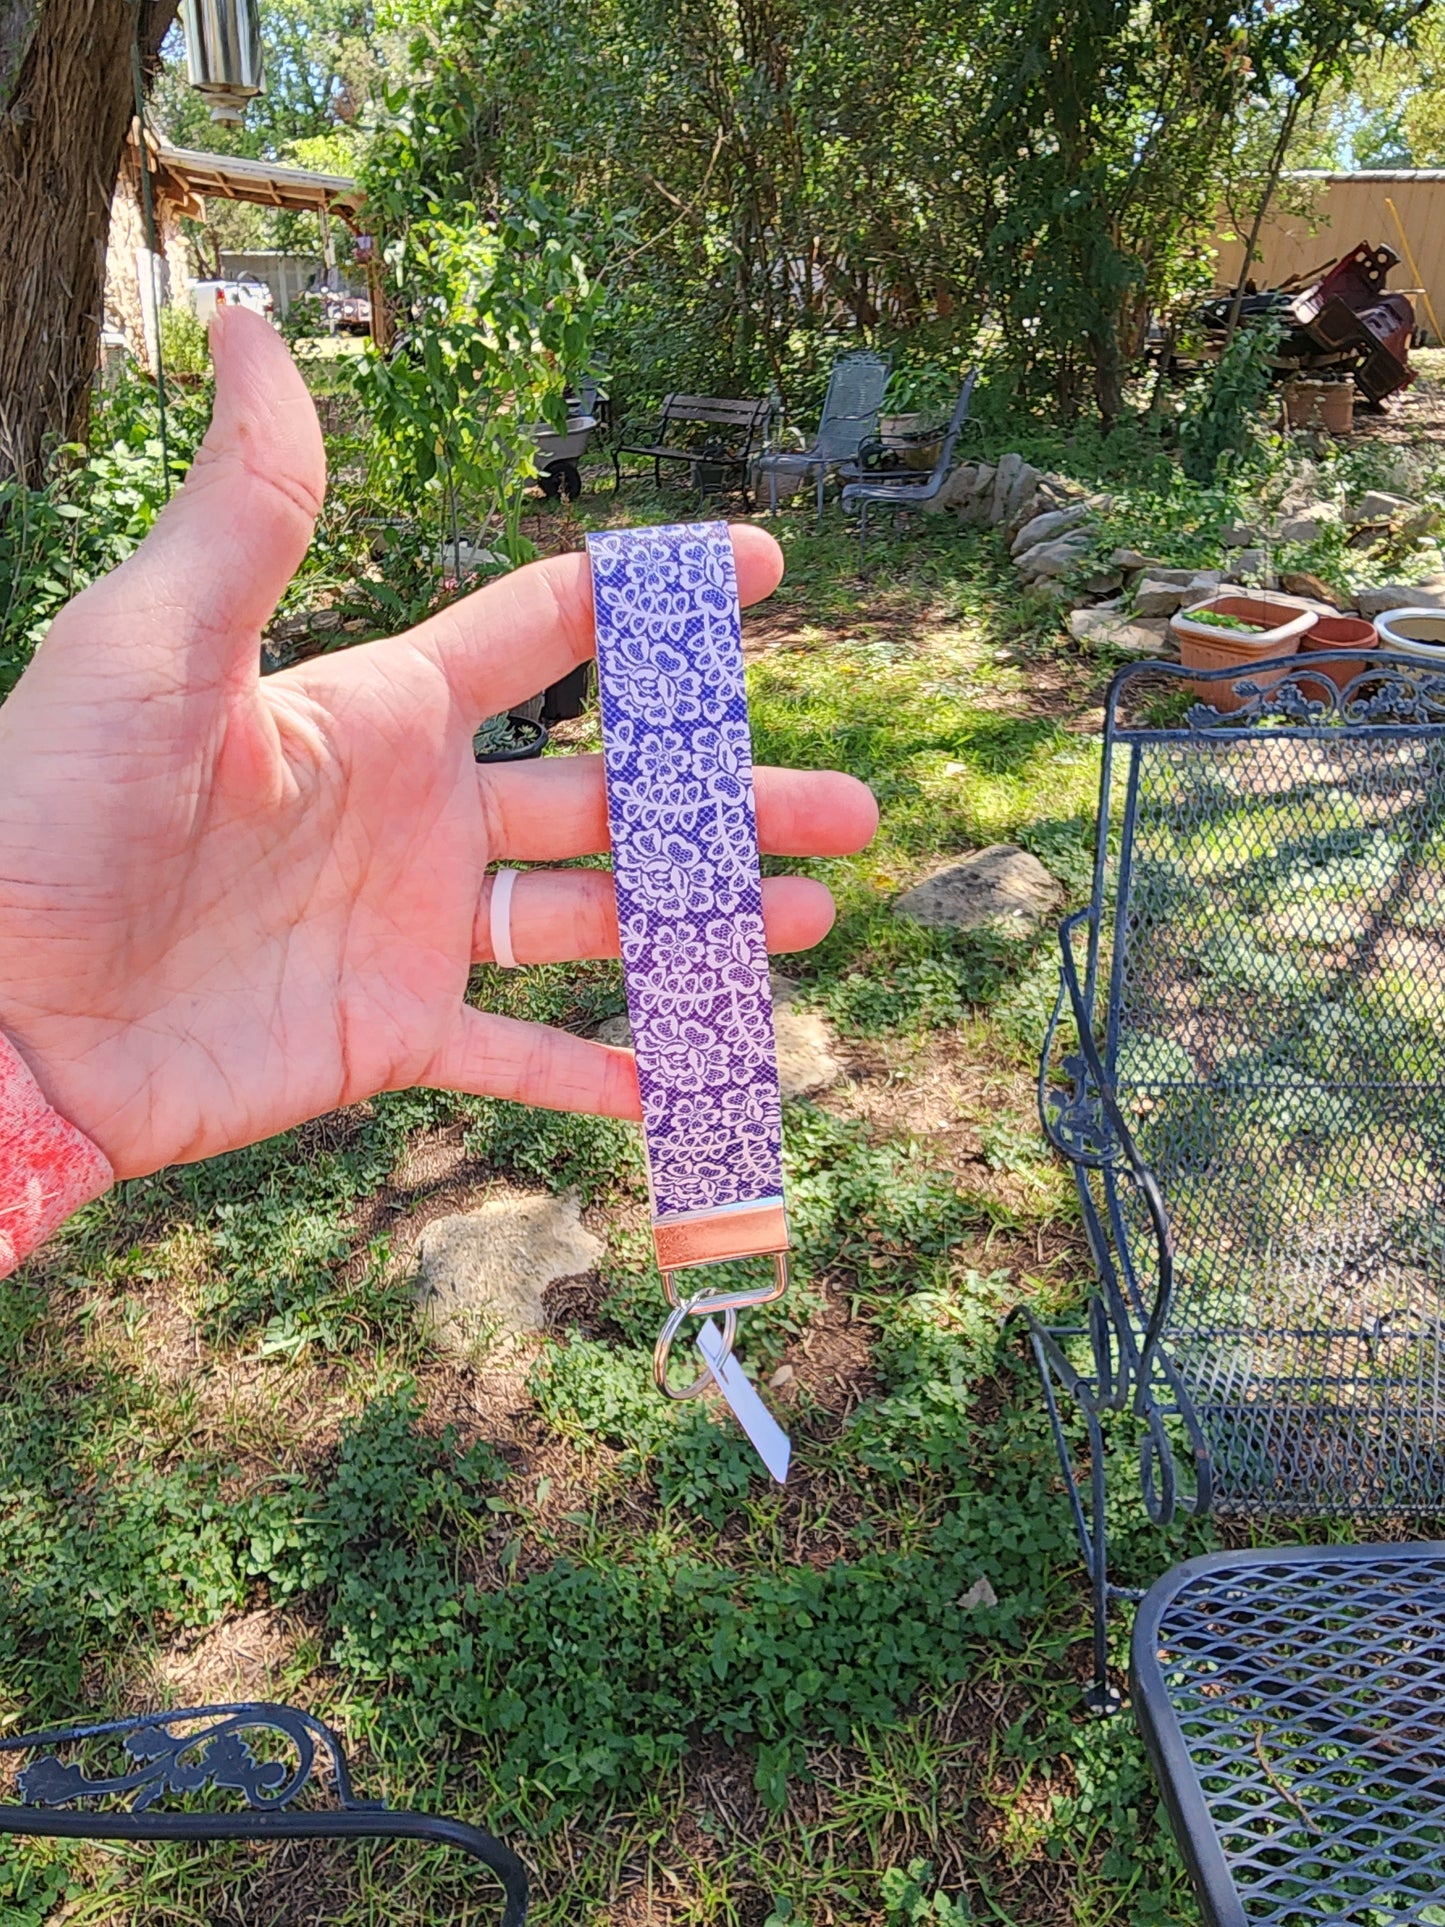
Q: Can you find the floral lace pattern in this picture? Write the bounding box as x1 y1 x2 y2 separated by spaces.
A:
588 524 783 1218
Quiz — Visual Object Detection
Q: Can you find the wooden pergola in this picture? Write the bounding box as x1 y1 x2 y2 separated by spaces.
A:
147 141 365 224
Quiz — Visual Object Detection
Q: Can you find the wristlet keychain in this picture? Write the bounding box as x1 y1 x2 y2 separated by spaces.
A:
586 524 791 1457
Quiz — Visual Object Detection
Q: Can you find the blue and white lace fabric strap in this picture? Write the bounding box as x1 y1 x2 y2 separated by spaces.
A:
586 522 790 1294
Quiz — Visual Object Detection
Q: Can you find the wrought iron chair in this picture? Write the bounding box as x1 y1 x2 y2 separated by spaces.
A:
1132 1543 1445 1927
0 1701 528 1922
755 350 891 523
1020 651 1445 1714
839 370 978 555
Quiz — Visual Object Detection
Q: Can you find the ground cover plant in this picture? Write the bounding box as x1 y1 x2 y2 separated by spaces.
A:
0 452 1223 1923
8 352 1445 1924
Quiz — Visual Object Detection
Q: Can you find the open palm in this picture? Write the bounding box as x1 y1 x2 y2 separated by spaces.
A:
0 311 876 1180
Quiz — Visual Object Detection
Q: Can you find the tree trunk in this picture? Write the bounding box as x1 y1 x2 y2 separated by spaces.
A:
0 0 179 486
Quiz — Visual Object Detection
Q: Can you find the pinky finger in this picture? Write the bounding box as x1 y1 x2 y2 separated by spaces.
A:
424 1006 643 1119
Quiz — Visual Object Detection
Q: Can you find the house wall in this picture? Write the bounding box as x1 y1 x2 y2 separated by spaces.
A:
103 160 191 368
1214 173 1445 342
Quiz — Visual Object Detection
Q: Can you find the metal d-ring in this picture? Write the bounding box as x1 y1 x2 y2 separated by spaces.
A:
653 1300 739 1400
660 1251 791 1315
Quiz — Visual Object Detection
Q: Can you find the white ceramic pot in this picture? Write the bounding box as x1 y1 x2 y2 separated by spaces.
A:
1374 607 1445 662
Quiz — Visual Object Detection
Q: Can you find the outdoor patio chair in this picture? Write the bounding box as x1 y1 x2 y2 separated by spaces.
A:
755 350 891 523
1132 1542 1445 1927
1018 650 1445 1714
0 1701 528 1922
839 369 977 554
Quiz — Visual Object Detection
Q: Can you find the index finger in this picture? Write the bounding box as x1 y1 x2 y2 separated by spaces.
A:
386 523 786 719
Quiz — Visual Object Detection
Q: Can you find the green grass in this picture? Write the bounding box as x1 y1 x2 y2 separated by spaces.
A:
2 493 1218 1925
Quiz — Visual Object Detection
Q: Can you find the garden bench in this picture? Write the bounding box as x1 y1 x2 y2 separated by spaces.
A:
611 393 775 507
1018 648 1445 1916
0 1701 528 1922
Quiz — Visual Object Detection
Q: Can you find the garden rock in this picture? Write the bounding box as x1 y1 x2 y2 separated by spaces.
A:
958 1577 999 1611
1010 502 1093 556
1186 570 1225 597
1347 490 1418 525
1067 609 1171 658
1354 581 1445 618
995 457 1041 527
1220 523 1260 548
597 975 839 1100
415 1192 605 1347
938 461 985 513
1134 575 1192 617
1109 548 1154 574
894 845 1062 931
1280 570 1341 607
954 463 997 525
1016 532 1094 580
1226 549 1271 581
1275 503 1340 544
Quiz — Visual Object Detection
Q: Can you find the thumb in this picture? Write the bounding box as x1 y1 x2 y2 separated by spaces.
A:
65 308 326 678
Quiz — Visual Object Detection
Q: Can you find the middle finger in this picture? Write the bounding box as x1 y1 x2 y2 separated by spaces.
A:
479 754 879 862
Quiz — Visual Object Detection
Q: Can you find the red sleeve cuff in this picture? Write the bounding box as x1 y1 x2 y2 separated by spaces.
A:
0 1032 114 1278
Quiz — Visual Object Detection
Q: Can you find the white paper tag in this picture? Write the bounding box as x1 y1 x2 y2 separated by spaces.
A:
697 1318 791 1484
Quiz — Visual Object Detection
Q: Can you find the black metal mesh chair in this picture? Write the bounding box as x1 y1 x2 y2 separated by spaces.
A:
1020 653 1445 1709
1132 1544 1445 1927
0 1701 528 1922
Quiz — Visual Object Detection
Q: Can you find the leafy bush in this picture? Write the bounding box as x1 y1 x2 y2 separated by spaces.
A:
1178 319 1282 486
157 302 211 376
0 375 209 698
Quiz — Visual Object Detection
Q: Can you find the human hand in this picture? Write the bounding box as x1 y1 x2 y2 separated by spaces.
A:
0 311 877 1180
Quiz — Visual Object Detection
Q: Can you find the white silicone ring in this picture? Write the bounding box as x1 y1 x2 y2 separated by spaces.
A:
489 867 519 969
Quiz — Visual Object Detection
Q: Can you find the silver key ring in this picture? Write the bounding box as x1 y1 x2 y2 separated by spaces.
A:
653 1298 739 1400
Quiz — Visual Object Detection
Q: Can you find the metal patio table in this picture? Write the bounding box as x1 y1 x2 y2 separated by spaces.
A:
1132 1542 1445 1927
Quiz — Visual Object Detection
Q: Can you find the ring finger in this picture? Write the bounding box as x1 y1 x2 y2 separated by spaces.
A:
472 868 836 965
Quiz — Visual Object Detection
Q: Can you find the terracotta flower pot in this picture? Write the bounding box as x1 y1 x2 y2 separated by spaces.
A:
1299 613 1378 691
1170 592 1319 712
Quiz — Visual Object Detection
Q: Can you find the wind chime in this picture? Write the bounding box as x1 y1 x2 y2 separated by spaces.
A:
179 0 266 122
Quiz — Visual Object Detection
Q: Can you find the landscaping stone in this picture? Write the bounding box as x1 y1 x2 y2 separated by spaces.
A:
1186 570 1225 598
1134 575 1191 616
987 452 1025 526
1354 581 1445 618
894 845 1062 931
1280 570 1341 607
1220 522 1260 547
1015 532 1094 580
1078 567 1124 596
1226 548 1270 580
957 462 997 525
1067 609 1172 658
597 974 839 1100
959 1576 999 1611
415 1192 604 1346
1010 502 1093 556
937 461 984 513
1275 503 1340 544
1348 490 1418 524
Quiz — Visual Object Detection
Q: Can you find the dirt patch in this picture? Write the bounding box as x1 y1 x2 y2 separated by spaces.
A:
140 1607 302 1708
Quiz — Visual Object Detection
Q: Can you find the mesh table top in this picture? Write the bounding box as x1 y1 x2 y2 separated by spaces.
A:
1131 1544 1445 1927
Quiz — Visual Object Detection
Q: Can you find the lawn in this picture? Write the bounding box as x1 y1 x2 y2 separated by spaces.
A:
1 491 1248 1927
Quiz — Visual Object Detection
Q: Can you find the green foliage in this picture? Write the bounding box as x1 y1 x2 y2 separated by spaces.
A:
352 191 598 566
157 303 212 376
0 376 209 697
882 1859 972 1925
1178 318 1283 484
